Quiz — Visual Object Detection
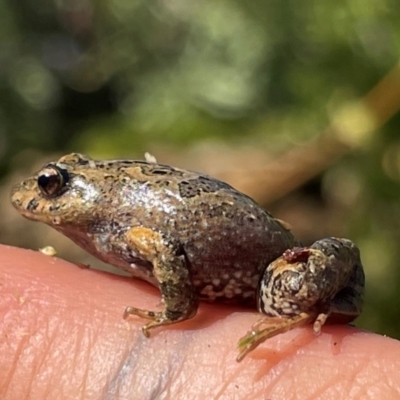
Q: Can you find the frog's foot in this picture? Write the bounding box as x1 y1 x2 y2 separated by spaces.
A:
124 226 198 337
123 306 193 337
237 312 318 362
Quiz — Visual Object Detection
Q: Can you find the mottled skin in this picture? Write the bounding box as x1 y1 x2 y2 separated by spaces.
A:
258 238 364 322
11 153 365 360
237 237 364 361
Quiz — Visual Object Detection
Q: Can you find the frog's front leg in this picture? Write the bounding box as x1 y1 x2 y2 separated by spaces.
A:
237 237 364 361
122 226 198 337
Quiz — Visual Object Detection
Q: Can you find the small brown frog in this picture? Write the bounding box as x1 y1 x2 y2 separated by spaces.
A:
11 153 364 361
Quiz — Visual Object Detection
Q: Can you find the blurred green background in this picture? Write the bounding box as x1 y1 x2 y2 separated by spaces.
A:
1 0 400 340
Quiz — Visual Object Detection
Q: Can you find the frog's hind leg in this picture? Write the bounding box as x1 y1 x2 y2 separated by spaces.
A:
236 307 337 362
123 227 198 337
237 238 365 361
313 262 364 335
327 262 365 325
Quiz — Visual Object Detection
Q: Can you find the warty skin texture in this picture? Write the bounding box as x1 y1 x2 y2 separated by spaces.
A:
11 153 364 360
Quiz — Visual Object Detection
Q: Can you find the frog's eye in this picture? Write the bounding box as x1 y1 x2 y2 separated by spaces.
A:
37 166 70 198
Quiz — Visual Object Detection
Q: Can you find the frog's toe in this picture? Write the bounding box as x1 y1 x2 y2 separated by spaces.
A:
312 312 329 334
236 312 315 362
123 306 165 337
123 304 197 337
236 329 267 362
123 305 161 320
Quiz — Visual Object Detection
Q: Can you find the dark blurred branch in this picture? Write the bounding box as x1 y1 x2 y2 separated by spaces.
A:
364 62 400 126
224 62 400 204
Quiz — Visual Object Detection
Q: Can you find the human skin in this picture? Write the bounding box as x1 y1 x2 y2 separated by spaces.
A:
0 244 399 400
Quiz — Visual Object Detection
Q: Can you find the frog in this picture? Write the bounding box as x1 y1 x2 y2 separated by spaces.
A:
11 153 364 361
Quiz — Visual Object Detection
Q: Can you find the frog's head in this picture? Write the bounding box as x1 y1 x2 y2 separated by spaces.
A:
11 153 103 228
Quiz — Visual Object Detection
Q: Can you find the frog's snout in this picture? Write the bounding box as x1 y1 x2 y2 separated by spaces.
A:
11 182 24 209
10 178 41 218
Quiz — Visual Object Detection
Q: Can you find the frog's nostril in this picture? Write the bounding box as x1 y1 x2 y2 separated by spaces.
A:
11 188 21 206
27 198 39 211
11 195 20 207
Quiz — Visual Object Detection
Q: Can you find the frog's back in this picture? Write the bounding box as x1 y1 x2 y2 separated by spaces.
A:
109 158 297 304
69 154 297 304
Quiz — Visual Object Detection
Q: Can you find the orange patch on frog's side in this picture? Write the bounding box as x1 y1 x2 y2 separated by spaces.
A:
125 226 164 257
